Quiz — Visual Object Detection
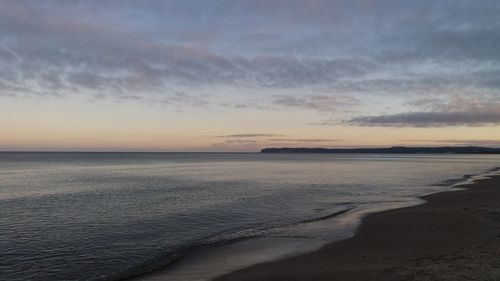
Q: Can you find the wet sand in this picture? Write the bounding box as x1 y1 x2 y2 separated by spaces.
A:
215 175 500 281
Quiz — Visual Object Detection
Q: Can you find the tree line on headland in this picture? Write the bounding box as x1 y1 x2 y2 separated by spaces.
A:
261 146 500 154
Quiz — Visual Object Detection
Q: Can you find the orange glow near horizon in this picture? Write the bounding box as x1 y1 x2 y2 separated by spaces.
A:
3 97 500 152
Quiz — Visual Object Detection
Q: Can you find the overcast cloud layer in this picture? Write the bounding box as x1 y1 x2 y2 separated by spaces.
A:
1 0 500 127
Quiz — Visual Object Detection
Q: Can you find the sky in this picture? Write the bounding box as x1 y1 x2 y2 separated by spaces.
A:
1 0 500 151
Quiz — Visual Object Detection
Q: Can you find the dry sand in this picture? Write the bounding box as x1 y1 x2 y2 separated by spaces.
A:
215 175 500 281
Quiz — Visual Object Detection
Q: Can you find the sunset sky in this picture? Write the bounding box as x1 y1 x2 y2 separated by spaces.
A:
1 0 500 151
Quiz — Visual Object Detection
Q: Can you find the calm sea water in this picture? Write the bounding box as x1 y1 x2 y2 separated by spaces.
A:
1 152 499 281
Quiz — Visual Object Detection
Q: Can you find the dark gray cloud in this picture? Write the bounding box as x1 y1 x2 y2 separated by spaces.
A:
346 93 500 127
347 111 500 127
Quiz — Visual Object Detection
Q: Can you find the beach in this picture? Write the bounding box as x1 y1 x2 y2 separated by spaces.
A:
216 175 500 281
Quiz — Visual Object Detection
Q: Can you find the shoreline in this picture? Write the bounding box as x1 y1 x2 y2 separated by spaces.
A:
215 173 500 281
131 168 499 281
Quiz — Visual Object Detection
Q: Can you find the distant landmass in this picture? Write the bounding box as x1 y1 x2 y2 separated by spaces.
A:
261 146 500 154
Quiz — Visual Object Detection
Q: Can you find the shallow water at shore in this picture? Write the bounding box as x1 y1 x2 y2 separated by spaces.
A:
1 152 499 281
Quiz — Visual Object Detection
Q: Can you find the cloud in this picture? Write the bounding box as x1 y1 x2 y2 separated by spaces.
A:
218 134 282 138
273 94 360 111
267 138 342 143
347 111 500 127
111 91 208 108
224 139 259 144
1 0 500 126
2 2 495 92
344 93 500 127
0 1 377 100
408 94 500 113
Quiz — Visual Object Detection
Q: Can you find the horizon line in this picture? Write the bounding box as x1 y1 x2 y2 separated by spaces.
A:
2 145 500 154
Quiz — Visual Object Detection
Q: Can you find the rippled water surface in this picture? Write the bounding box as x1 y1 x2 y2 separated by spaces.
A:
1 152 499 281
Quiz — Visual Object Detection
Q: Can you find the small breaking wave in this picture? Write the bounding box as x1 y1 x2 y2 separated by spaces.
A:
104 207 356 281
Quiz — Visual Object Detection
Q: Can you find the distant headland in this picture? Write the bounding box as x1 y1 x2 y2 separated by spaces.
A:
260 146 500 154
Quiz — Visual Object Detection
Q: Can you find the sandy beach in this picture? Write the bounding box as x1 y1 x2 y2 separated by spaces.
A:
215 175 500 281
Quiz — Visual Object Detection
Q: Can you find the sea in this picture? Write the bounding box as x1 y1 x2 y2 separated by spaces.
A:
1 152 499 281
